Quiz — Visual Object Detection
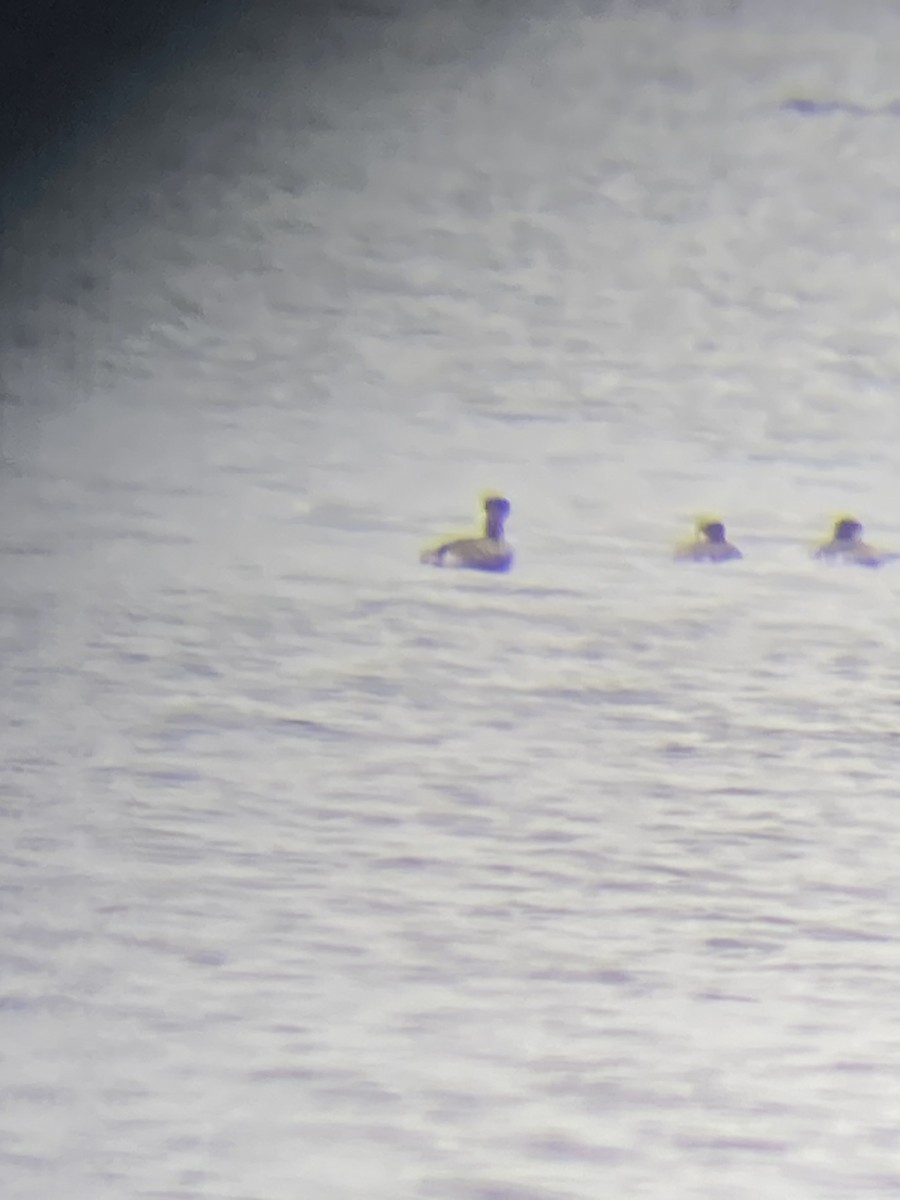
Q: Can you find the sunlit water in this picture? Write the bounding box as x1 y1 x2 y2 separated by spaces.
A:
4 2 900 1197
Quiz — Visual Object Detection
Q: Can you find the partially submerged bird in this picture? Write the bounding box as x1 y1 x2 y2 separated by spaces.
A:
674 518 742 563
420 495 514 572
814 517 893 568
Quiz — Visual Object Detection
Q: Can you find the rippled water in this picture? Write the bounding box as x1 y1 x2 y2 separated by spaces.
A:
5 2 900 1197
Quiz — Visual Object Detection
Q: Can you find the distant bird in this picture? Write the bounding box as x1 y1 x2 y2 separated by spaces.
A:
674 518 742 563
814 517 893 568
420 495 514 573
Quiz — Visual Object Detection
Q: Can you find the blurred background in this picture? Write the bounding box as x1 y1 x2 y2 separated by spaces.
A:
4 2 900 1198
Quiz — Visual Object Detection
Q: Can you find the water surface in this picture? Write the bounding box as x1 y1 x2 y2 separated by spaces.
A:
4 2 900 1197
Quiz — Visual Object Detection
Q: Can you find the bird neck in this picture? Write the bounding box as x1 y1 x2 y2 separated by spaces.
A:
485 513 505 540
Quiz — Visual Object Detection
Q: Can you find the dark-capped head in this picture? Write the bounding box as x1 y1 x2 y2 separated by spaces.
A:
834 517 862 542
701 520 727 544
484 496 511 519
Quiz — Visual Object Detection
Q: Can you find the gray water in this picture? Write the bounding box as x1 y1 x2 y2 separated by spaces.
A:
4 2 900 1197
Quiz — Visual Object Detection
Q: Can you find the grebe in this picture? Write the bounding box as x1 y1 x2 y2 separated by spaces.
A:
814 517 891 568
674 518 742 563
420 495 513 573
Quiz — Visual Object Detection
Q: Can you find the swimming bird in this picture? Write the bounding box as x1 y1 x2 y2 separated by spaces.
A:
674 518 742 563
814 517 892 567
420 495 514 572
